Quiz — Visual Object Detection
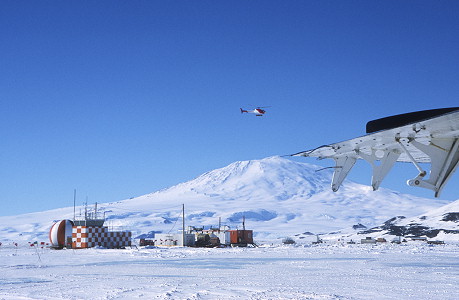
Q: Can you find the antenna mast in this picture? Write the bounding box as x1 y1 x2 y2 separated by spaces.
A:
182 204 185 247
73 189 76 221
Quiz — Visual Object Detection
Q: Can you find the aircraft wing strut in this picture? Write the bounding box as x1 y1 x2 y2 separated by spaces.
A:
293 107 459 197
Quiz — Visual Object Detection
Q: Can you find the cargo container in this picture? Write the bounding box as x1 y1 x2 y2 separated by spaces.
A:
229 230 253 247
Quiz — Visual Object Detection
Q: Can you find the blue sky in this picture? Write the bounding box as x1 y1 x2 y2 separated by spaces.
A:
1 1 459 216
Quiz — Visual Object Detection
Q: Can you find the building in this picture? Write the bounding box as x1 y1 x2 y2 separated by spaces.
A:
49 218 132 249
154 233 195 246
187 226 231 246
361 237 377 244
228 230 253 246
72 225 131 249
407 236 428 241
187 226 254 247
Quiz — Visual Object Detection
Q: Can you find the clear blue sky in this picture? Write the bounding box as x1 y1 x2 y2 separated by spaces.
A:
1 1 459 216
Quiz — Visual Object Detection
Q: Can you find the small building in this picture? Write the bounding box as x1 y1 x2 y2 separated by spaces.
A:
361 237 377 244
391 236 403 244
407 236 428 241
228 230 253 246
154 233 195 247
139 238 155 246
212 231 230 245
72 225 131 249
282 237 296 245
427 240 445 245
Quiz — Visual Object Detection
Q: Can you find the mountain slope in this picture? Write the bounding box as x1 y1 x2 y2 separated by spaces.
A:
0 156 453 243
351 199 459 240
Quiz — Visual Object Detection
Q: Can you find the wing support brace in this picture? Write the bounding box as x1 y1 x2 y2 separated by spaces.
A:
328 137 459 197
401 137 459 197
329 148 401 192
357 148 401 191
331 156 357 192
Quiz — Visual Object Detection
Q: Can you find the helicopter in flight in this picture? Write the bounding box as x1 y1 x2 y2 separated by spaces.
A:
240 106 270 116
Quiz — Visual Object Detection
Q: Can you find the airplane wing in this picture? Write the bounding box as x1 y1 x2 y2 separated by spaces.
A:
292 107 459 197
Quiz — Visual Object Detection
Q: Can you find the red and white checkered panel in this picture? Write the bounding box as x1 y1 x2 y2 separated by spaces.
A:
72 226 131 249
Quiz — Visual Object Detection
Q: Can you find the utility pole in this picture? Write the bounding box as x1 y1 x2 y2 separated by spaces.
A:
182 204 185 247
73 189 76 221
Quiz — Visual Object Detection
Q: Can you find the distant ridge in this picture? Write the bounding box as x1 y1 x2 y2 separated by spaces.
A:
351 199 459 240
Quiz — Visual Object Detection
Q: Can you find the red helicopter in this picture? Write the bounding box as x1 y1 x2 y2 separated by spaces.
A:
240 106 269 116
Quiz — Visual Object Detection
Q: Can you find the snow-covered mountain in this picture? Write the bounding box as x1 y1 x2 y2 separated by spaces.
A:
0 156 454 243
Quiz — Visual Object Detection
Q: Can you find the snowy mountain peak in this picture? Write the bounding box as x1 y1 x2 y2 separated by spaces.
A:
158 156 331 199
0 156 454 242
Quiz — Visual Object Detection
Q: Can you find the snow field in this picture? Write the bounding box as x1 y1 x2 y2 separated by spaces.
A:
0 243 458 300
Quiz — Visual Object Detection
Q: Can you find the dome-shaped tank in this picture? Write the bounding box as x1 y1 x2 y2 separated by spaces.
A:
49 219 74 248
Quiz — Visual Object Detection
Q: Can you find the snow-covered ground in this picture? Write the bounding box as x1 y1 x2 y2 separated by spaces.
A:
1 242 458 300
